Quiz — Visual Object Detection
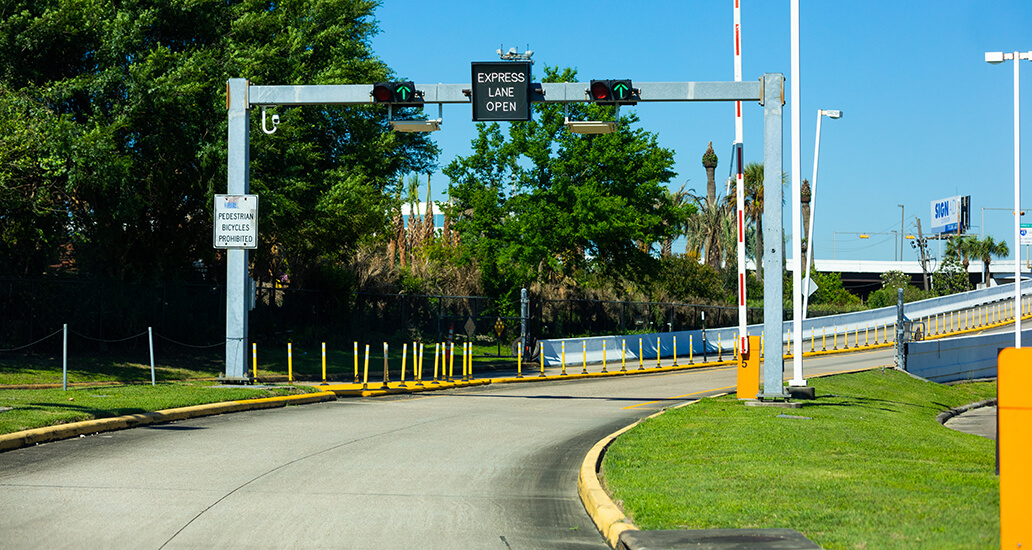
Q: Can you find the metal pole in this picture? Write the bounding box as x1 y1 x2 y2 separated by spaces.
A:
1014 53 1022 348
803 110 823 320
899 204 905 262
225 78 250 378
734 0 748 359
762 73 787 399
149 327 155 386
789 0 804 387
62 323 68 391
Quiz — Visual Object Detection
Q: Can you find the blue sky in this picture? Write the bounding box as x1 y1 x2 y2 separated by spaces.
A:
369 1 1032 265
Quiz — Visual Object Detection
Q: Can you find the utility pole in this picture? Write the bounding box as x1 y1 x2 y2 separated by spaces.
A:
914 218 931 291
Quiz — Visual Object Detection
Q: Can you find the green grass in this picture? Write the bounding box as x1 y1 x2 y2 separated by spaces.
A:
602 369 998 549
0 382 318 435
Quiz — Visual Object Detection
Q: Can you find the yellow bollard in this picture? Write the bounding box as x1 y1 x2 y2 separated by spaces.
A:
810 328 815 353
631 336 639 371
854 326 859 349
864 326 869 347
381 342 389 389
657 337 662 368
252 342 258 381
689 335 694 365
822 328 827 351
834 330 838 350
718 333 723 361
321 342 327 383
416 343 425 387
432 343 440 384
673 335 678 366
582 340 588 374
539 342 545 377
399 343 408 388
602 340 608 373
468 343 474 380
785 330 790 357
288 342 293 383
353 342 359 383
449 342 455 381
621 339 627 372
517 347 523 378
561 341 568 376
362 343 370 389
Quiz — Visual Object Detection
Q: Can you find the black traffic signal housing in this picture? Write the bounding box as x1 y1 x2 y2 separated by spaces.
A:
588 79 635 104
372 82 418 103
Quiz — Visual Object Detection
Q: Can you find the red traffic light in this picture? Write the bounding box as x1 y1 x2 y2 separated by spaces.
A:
590 80 612 101
372 83 393 102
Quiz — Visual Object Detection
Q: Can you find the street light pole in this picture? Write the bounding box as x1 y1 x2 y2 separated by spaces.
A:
986 50 1031 349
803 109 842 320
898 204 905 262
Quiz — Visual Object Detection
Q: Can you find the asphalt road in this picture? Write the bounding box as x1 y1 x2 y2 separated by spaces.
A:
0 349 895 550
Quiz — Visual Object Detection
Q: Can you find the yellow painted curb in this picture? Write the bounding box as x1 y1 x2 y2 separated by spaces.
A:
578 421 641 547
0 390 336 453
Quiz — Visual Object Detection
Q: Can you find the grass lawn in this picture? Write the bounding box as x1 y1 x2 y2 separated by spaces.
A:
0 382 319 436
602 369 998 549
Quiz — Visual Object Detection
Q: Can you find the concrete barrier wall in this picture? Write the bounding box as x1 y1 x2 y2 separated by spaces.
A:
906 328 1032 383
539 281 1031 367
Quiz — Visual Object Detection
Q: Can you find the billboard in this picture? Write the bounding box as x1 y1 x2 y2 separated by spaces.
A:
930 195 962 235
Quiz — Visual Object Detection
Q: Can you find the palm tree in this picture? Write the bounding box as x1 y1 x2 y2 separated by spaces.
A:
702 142 719 206
741 162 765 279
661 183 691 257
945 235 977 278
684 195 733 270
972 235 1009 285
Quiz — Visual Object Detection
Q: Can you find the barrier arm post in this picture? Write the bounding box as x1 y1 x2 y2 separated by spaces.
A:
1000 347 1032 548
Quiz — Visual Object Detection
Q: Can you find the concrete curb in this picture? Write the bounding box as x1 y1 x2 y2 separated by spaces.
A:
578 421 643 548
935 398 998 425
0 391 337 453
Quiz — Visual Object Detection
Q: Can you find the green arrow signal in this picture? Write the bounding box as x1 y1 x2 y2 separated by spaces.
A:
396 85 412 100
612 82 629 100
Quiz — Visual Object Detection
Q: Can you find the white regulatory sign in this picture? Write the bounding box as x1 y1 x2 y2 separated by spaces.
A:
214 194 258 249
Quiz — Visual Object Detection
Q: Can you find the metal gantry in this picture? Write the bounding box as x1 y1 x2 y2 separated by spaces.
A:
225 74 788 399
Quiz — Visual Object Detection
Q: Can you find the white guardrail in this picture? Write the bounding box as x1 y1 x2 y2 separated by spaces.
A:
539 281 1031 367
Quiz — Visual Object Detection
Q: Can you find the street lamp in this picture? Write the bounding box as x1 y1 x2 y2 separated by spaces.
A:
802 109 843 320
986 50 1031 348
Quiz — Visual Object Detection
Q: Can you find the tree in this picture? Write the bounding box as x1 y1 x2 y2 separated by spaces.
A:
683 196 733 271
0 0 437 284
944 235 977 275
444 66 680 299
971 235 1009 285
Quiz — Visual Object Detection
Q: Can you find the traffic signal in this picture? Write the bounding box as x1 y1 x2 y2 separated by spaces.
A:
588 79 634 103
372 82 418 103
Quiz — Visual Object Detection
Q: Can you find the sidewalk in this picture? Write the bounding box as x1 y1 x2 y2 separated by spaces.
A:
944 405 997 440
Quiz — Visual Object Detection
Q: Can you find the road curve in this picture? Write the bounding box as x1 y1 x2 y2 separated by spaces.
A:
0 349 894 549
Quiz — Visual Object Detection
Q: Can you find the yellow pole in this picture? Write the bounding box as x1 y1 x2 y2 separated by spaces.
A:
468 341 474 380
656 337 661 368
252 342 258 380
362 344 370 389
689 335 693 364
353 342 359 383
854 326 859 349
810 328 815 353
718 333 723 361
673 335 678 366
539 343 545 377
833 331 838 350
381 342 389 389
416 343 424 386
321 342 327 383
449 342 455 381
400 343 408 387
517 347 523 378
582 340 588 374
602 340 608 373
432 343 440 384
621 339 627 371
865 326 869 347
561 341 567 376
288 342 293 383
822 328 827 351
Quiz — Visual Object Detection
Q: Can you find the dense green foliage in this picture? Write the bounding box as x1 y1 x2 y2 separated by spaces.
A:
443 66 687 300
0 0 435 283
603 369 998 549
